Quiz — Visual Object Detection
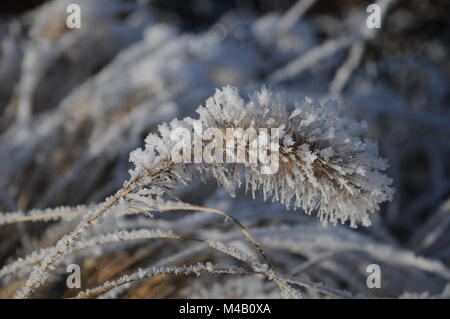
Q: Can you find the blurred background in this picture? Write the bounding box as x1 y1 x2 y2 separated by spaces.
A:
0 0 449 298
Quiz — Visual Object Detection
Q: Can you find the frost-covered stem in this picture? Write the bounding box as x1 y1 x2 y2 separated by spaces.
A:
329 0 397 96
1 210 87 224
329 42 365 96
74 264 257 299
13 201 287 297
17 159 179 298
280 274 355 298
16 178 140 298
157 205 287 296
0 230 239 280
4 228 291 298
270 0 397 84
268 35 355 83
277 0 317 35
16 163 285 297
